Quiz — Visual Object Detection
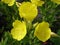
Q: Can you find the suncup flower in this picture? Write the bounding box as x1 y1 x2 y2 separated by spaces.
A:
31 0 44 6
51 0 60 4
11 20 27 41
34 21 51 42
1 0 15 6
18 2 38 21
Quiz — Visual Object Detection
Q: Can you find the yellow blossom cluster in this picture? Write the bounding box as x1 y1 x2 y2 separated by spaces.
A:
2 0 58 42
11 20 52 42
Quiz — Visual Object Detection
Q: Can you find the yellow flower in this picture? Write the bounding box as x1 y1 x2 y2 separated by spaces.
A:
1 0 15 6
51 0 60 4
31 0 44 6
18 2 38 21
34 21 51 42
11 20 27 41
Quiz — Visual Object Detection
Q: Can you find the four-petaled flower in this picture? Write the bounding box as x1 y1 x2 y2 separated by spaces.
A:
11 20 27 41
34 21 51 42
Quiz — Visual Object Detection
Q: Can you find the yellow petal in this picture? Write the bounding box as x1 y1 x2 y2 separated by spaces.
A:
12 20 21 28
8 0 15 6
31 0 44 6
1 0 15 6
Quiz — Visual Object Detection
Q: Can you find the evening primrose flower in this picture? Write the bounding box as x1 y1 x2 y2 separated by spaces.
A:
31 0 44 6
34 21 51 42
11 20 27 41
51 0 60 4
18 2 38 21
1 0 15 6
